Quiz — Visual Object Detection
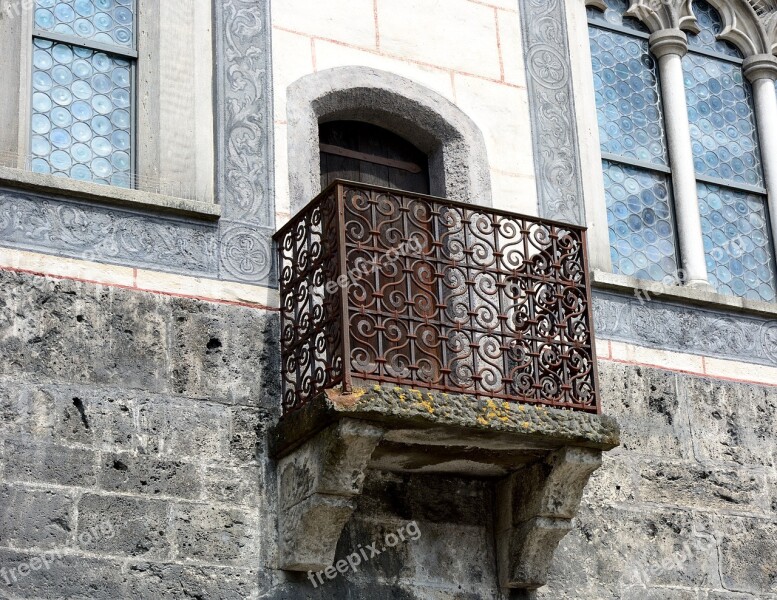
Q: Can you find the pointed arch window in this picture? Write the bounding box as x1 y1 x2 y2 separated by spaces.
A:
587 0 681 282
683 0 777 301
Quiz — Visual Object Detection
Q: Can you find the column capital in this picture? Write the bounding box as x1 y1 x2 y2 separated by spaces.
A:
743 54 777 83
649 29 688 59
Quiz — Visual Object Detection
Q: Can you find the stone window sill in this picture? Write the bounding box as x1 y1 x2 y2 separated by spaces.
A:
0 166 220 222
592 269 777 318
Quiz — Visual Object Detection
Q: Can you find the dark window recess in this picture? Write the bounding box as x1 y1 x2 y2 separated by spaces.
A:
319 120 430 194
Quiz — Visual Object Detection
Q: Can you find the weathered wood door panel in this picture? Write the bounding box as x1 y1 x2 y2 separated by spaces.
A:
319 121 430 194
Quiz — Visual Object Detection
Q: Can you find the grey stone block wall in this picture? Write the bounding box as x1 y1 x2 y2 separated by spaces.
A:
0 270 775 598
0 270 278 598
537 364 777 600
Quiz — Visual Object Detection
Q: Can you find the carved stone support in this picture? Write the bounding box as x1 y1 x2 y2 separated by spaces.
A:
495 446 603 589
277 418 384 571
272 386 619 586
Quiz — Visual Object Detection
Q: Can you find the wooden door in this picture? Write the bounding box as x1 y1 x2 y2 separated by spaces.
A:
319 121 430 194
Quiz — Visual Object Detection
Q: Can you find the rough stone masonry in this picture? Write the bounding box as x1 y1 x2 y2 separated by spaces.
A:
1 269 775 598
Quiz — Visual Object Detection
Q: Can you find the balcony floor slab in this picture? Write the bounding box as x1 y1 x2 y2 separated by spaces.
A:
271 384 620 461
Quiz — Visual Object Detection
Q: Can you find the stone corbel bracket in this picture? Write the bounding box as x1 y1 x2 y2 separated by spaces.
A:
271 385 620 587
496 446 603 588
276 418 385 571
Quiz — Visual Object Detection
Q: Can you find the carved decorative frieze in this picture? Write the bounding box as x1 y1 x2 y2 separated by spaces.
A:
0 190 218 274
593 290 777 366
216 0 274 227
519 0 586 225
215 0 276 285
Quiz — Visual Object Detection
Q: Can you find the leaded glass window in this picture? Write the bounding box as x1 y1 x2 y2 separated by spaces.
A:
684 0 776 301
31 0 136 187
587 0 680 281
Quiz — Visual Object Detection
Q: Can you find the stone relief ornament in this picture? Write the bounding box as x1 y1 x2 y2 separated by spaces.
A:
219 0 273 225
220 223 273 281
617 0 777 55
0 191 218 274
519 0 586 226
213 0 277 285
761 320 777 363
594 291 777 367
528 47 568 88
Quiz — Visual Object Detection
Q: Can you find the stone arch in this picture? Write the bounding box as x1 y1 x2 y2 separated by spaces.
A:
599 0 773 55
697 0 769 56
285 66 492 212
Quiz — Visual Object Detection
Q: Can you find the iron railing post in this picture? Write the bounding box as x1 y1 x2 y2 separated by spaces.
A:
336 183 353 394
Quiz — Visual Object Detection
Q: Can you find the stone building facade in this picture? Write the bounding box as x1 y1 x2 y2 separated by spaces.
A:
0 0 775 598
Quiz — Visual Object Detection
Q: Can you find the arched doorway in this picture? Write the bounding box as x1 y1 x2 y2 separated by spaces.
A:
286 66 492 212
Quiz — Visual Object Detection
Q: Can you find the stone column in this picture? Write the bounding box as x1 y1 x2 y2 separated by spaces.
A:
743 54 777 254
649 29 710 288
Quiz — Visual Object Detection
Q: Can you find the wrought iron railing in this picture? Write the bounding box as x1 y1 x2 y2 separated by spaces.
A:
275 181 600 415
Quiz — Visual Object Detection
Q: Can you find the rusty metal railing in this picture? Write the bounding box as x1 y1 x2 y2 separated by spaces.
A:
274 180 600 415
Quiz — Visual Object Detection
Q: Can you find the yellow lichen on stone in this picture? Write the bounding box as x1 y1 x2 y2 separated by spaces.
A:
478 398 513 426
419 400 435 414
522 421 530 428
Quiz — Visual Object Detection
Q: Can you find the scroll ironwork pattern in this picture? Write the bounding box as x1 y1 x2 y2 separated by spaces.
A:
275 181 600 415
277 188 343 413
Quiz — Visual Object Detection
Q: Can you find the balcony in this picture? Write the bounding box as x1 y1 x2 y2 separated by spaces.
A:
271 181 619 588
275 180 600 415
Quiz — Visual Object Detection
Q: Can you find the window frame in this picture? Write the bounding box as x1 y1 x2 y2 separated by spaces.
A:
683 25 767 197
29 0 138 187
681 1 777 301
586 4 683 284
583 0 777 303
0 0 215 204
